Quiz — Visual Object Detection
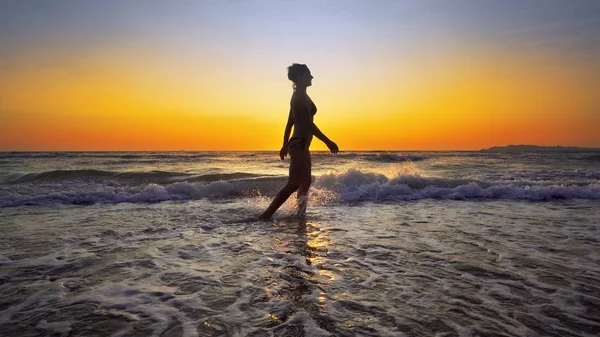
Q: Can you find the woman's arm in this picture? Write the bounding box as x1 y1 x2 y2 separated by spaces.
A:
312 123 330 143
280 108 294 160
282 107 293 146
313 123 338 154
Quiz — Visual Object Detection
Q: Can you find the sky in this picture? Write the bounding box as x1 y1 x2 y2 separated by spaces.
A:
1 0 599 151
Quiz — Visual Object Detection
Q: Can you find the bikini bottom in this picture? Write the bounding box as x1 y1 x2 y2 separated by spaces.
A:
288 137 305 150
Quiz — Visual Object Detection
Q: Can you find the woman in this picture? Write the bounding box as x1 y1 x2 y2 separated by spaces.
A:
259 64 338 220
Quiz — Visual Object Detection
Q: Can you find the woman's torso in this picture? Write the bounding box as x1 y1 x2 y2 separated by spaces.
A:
290 93 316 144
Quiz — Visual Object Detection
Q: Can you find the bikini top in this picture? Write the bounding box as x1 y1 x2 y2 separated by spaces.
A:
309 98 317 116
292 95 317 121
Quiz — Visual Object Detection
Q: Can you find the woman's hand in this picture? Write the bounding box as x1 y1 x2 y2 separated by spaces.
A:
326 140 339 154
279 145 288 160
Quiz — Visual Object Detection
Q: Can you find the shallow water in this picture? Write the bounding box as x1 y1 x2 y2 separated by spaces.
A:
1 151 600 336
1 199 599 336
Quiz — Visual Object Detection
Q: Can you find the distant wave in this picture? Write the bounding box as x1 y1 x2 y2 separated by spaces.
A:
581 154 600 161
0 181 243 207
0 152 216 160
316 169 600 202
362 153 426 162
475 169 600 182
2 169 599 207
1 169 266 185
239 151 431 166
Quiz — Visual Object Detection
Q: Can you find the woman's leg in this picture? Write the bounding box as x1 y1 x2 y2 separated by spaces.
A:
296 150 312 215
259 147 306 219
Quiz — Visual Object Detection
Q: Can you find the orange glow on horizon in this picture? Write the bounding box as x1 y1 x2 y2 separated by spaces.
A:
1 45 599 151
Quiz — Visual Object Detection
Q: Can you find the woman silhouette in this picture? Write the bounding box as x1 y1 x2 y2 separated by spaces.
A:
259 64 338 219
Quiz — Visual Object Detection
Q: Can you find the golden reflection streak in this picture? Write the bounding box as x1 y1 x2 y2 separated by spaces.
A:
318 292 326 303
305 222 330 267
261 219 338 333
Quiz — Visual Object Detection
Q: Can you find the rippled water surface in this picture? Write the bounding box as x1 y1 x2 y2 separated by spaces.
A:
1 151 600 336
1 199 599 336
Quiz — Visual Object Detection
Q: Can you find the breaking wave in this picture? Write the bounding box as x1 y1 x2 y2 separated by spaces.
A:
1 169 599 207
316 169 600 201
1 169 266 185
364 153 426 162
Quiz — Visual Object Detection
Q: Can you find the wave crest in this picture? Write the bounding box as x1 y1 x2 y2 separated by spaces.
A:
315 169 600 201
1 169 265 185
2 169 599 207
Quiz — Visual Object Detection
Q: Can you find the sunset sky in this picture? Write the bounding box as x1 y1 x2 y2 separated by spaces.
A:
1 0 599 151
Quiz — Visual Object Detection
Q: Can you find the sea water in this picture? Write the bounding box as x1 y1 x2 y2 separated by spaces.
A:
1 151 599 336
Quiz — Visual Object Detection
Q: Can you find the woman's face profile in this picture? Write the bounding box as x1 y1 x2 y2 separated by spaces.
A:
298 70 313 87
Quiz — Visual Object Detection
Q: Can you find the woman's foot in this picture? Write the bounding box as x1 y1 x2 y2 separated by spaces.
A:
295 196 308 217
258 212 271 220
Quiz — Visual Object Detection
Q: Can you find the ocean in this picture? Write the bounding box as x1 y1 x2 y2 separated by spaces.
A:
1 151 599 336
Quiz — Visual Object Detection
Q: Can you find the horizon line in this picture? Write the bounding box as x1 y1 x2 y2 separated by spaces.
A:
2 145 600 153
0 149 485 152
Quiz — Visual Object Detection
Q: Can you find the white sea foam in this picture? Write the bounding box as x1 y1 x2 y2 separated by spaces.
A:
315 168 600 201
2 168 600 207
